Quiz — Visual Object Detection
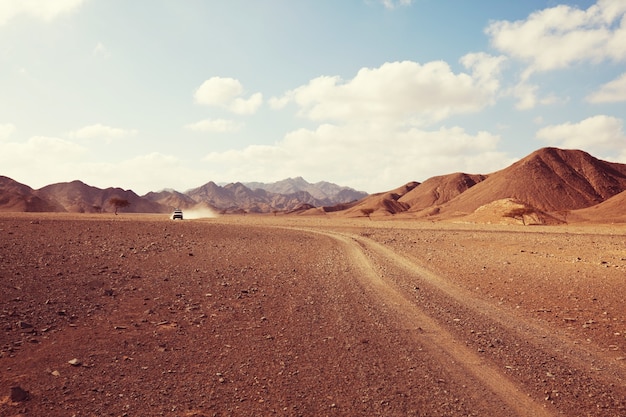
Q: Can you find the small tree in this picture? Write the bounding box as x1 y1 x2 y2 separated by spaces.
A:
360 208 375 220
109 197 130 215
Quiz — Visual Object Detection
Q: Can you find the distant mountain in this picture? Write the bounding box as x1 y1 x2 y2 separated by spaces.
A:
3 149 626 224
143 189 199 211
185 181 337 213
244 177 367 203
0 176 366 215
0 176 63 212
38 180 167 214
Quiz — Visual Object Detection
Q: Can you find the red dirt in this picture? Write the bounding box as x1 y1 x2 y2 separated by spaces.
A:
1 213 625 416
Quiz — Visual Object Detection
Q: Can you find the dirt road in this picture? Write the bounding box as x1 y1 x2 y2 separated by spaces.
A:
1 214 625 416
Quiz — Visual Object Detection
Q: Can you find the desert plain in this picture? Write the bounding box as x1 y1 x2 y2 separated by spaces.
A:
1 213 625 416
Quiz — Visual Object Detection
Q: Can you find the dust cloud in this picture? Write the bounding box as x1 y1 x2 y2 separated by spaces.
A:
182 207 218 219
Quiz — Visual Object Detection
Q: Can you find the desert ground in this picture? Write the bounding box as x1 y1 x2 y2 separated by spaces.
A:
1 213 625 416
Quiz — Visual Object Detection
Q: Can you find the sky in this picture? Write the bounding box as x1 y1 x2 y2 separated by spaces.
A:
0 0 625 194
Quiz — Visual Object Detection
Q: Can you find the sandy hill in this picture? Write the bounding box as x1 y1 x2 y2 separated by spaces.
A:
342 182 419 216
401 173 487 212
0 176 63 212
334 147 626 224
38 180 166 214
341 172 486 218
419 147 626 221
567 190 626 223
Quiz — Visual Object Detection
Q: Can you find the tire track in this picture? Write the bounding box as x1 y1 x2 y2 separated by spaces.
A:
305 228 557 417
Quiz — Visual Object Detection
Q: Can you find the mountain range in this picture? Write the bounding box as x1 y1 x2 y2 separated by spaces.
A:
2 147 626 224
333 147 626 224
0 176 367 215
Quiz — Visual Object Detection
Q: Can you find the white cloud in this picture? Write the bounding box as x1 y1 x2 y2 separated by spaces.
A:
194 77 263 115
0 123 16 140
185 119 242 133
0 0 85 26
203 123 511 193
486 0 626 78
272 59 503 127
0 136 87 187
0 137 201 193
69 124 138 142
379 0 413 10
587 72 626 103
81 153 193 194
507 82 563 110
536 115 625 155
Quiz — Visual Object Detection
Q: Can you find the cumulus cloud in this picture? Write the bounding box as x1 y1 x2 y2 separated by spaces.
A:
203 122 511 193
0 137 200 193
194 77 263 115
0 136 87 187
0 0 85 26
185 119 242 133
587 72 626 103
69 124 138 142
271 59 503 127
0 123 16 140
486 0 626 78
536 115 626 156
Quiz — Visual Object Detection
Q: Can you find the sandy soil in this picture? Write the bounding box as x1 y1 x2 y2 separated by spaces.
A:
1 213 625 416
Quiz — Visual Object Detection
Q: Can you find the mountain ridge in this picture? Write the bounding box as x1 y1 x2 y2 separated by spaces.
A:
2 147 626 224
0 177 366 215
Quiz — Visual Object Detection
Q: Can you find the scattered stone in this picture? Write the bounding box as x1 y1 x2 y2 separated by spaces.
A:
10 385 29 402
68 358 82 366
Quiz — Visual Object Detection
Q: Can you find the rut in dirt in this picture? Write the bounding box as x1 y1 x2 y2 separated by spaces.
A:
323 230 555 417
301 226 626 417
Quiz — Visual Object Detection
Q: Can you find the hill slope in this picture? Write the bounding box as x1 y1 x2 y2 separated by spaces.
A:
426 147 626 219
0 176 63 212
38 180 167 213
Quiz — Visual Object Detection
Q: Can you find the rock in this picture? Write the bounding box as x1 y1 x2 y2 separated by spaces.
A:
68 358 82 366
10 385 29 402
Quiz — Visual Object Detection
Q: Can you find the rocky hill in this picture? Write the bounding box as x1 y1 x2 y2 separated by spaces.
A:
0 176 63 212
338 147 626 224
38 180 164 214
3 148 626 223
0 177 365 215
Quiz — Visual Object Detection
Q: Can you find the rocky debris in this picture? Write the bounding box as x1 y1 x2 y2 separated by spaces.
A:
1 214 625 416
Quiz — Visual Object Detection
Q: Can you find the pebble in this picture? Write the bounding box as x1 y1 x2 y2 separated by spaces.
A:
68 358 82 366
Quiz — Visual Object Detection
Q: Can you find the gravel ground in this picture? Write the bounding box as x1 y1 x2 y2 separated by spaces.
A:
1 213 625 416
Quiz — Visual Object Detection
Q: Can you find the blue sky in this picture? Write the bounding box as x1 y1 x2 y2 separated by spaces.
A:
1 0 624 194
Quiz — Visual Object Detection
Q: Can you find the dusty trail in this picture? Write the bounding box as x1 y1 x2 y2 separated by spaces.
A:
350 231 626 381
299 228 556 417
292 224 626 416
